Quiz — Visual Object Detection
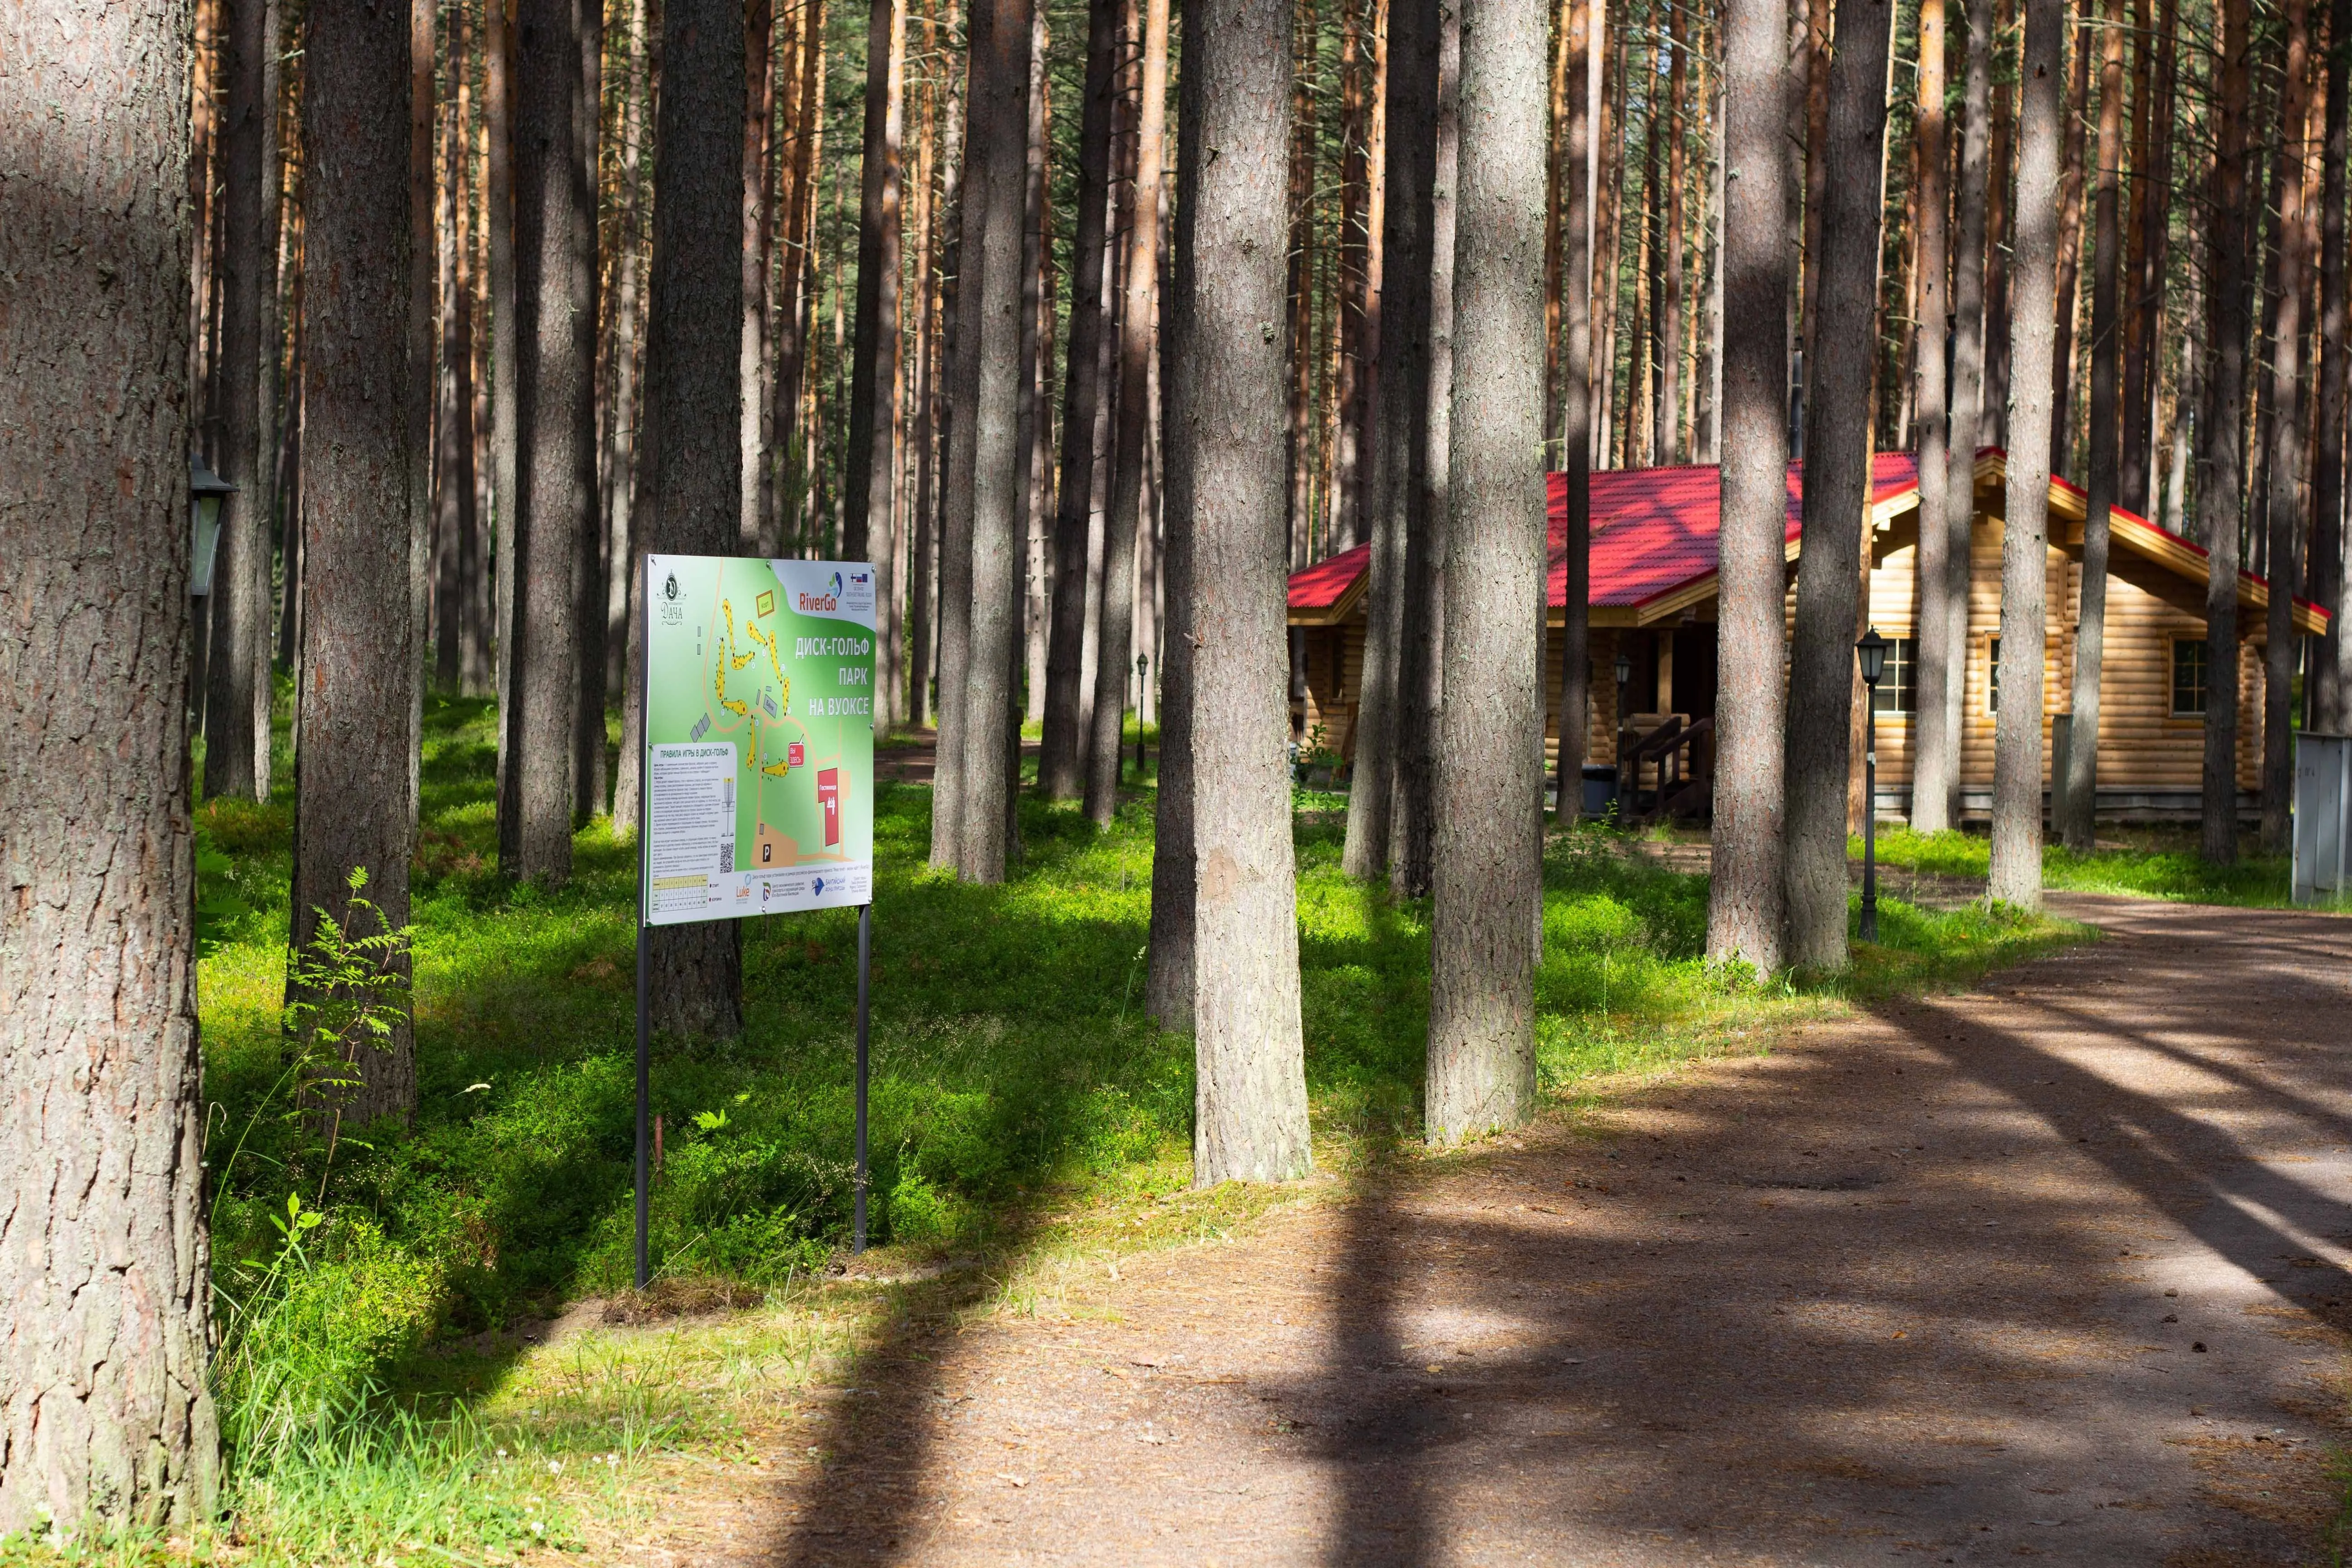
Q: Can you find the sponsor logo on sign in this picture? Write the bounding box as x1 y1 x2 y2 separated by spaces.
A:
812 877 827 897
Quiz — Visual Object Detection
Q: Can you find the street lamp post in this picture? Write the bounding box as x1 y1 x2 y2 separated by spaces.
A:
1612 647 1632 817
1856 627 1890 942
1135 652 1149 782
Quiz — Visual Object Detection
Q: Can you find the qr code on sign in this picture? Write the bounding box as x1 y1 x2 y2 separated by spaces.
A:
719 842 734 873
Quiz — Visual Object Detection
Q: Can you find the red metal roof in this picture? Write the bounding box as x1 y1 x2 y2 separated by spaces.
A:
1282 453 1921 614
1549 451 1919 610
1288 540 1371 612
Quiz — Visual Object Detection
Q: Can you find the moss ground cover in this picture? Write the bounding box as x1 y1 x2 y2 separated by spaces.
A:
12 696 2081 1563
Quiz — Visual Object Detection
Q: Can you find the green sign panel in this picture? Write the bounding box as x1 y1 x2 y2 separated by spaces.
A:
639 555 875 924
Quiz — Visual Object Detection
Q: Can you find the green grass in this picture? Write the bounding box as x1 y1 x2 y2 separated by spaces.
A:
12 692 2083 1564
1854 823 2306 906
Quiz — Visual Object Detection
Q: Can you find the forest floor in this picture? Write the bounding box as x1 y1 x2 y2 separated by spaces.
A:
595 893 2352 1566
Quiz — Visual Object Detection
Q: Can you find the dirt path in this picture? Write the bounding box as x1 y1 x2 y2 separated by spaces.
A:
641 896 2352 1565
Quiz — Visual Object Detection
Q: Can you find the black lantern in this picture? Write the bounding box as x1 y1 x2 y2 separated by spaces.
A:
1613 648 1633 689
1856 626 1891 690
189 454 236 599
1855 627 1888 942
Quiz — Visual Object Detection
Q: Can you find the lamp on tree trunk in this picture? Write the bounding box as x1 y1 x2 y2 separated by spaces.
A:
1857 625 1889 941
189 455 236 598
1135 652 1148 781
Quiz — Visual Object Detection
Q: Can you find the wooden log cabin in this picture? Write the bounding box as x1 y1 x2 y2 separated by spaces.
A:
1284 451 2330 823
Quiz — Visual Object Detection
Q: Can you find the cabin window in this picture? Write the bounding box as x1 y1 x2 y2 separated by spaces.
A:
1870 637 1918 714
1986 637 2000 713
2172 638 2209 716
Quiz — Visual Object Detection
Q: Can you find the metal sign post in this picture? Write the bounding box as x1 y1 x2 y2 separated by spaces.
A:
632 555 878 1290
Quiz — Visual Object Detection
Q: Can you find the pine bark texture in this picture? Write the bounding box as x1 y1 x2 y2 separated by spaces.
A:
930 20 990 870
639 0 747 1031
504 0 598 882
489 0 520 783
1780 0 1891 969
1988 0 2063 909
844 0 907 725
1427 0 1549 1142
1083 0 1168 826
2261 0 2314 853
204 0 276 805
1706 0 1792 973
293 0 424 1121
2314 0 2352 733
1908 0 1952 837
954 0 1037 881
1040 0 1122 799
1552 0 1593 829
1391 0 1460 898
0 0 221 1529
1170 0 1312 1185
2200 0 2253 864
2061 0 2125 852
1343 0 1440 879
1924 0 1996 833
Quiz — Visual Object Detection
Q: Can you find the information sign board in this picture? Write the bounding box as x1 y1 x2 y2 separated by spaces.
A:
640 555 876 924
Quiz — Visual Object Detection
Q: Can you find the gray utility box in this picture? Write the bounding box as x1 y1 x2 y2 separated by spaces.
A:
2293 732 2352 906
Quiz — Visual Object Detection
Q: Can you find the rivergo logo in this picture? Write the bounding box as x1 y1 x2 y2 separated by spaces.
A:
797 570 846 613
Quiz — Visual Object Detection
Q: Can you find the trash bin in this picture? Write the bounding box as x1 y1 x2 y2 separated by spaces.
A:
1581 764 1619 818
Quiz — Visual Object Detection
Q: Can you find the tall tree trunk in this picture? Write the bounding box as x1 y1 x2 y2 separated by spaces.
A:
0 0 220 1529
2313 0 2352 733
1287 0 1318 568
2200 0 2255 864
1044 0 1124 799
1083 0 1168 825
2048 14 2090 470
1040 0 1122 797
953 0 1038 880
1344 0 1441 877
2262 0 2315 853
294 0 423 1117
407 0 434 828
930 0 988 869
1006 0 1049 846
2061 0 2125 851
1707 0 1793 971
909 5 945 728
571 0 607 822
1909 0 1954 835
1926 0 1995 833
740 0 774 551
1984 0 2016 443
2120 0 2175 515
206 0 277 803
1657 0 1686 463
636 0 747 1033
1168 0 1313 1184
845 0 908 733
501 0 598 882
1781 0 1892 968
489 0 520 786
1331 0 1372 549
436 0 481 697
602 0 651 703
1391 0 1461 897
1428 0 1550 1140
1551 0 1594 825
1988 0 2063 907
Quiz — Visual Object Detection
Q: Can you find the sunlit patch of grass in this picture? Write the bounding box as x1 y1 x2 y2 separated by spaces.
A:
1857 822 2304 906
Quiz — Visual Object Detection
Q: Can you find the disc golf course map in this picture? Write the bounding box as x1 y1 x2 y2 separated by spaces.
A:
642 555 875 924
